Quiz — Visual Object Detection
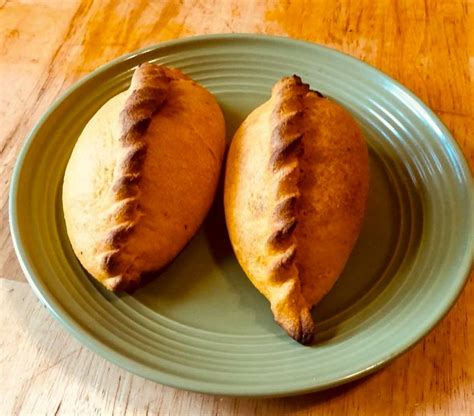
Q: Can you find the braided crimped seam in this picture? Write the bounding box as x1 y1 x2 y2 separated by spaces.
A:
267 75 315 344
99 63 181 291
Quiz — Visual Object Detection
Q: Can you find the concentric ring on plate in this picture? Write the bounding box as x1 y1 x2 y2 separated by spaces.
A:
9 34 473 396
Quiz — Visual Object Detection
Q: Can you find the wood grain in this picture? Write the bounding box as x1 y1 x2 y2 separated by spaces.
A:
0 0 472 414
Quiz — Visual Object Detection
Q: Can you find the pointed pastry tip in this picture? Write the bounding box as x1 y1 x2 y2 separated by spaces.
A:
275 307 316 346
289 309 316 346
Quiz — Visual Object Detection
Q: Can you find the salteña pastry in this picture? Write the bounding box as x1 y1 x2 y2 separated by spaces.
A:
63 63 226 291
224 75 369 344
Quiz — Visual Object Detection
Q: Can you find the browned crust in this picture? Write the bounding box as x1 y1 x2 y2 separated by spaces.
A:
267 75 316 345
99 63 187 290
285 308 316 346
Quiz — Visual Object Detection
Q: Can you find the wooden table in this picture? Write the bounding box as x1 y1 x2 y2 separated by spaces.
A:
1 1 472 414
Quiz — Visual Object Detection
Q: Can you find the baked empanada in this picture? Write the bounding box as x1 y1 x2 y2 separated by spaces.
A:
63 63 226 291
224 76 369 344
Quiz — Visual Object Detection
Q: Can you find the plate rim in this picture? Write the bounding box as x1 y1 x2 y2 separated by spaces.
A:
8 33 474 397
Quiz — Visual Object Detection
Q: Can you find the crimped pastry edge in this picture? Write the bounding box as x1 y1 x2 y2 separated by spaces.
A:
267 75 316 344
99 63 186 291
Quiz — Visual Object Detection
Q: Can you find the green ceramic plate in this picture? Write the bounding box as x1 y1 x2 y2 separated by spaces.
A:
9 34 473 397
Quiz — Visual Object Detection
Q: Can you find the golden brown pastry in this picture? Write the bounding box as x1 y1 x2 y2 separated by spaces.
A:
63 63 226 291
224 76 369 344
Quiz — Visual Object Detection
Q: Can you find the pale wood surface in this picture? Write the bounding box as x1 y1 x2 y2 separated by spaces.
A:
1 0 473 414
